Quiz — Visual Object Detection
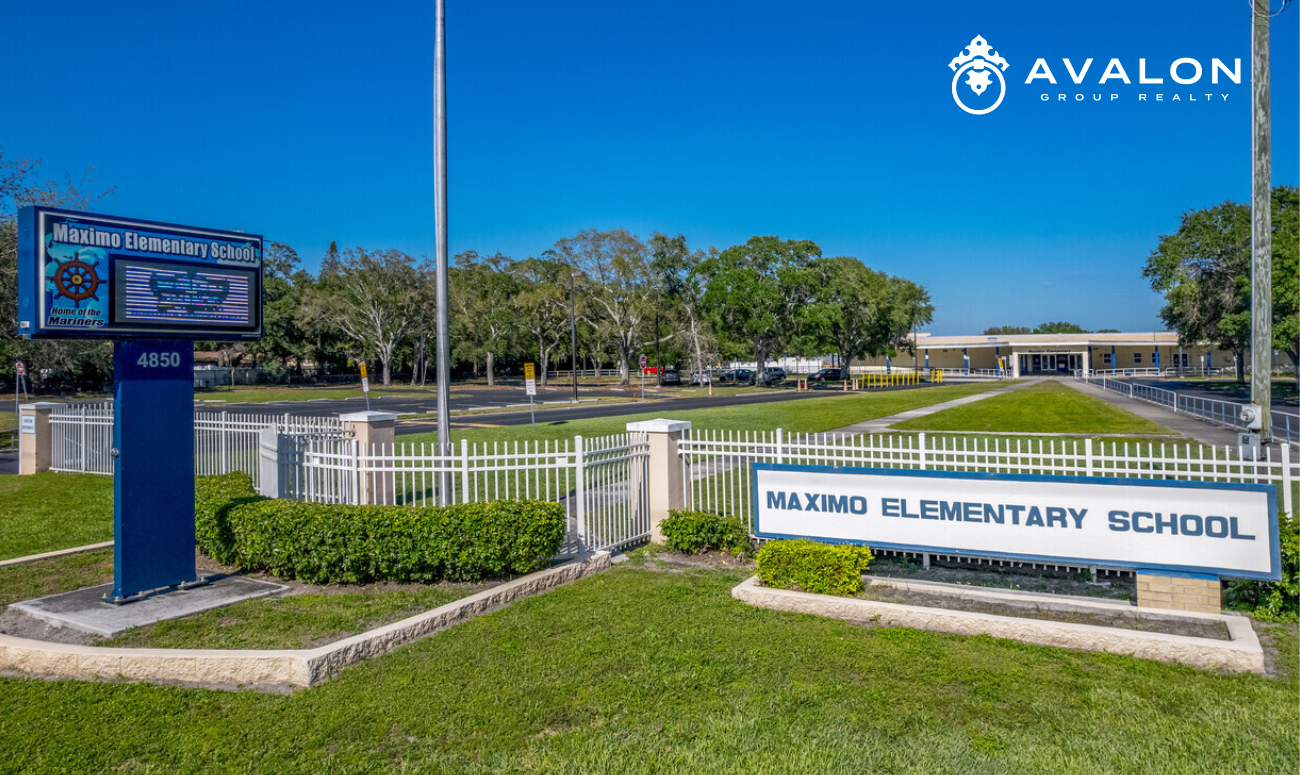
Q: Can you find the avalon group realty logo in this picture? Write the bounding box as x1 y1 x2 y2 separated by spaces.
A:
948 34 1244 115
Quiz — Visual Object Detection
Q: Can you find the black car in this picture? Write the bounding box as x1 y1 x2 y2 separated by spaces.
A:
658 367 681 386
807 368 842 382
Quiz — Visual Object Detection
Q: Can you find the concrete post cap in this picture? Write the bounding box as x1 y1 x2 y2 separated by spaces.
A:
626 418 691 433
19 402 63 410
338 411 399 423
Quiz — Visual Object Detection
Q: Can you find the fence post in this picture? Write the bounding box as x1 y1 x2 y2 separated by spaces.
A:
775 427 784 465
1085 438 1095 478
574 435 587 548
18 403 59 475
340 411 397 505
221 411 230 473
460 438 470 506
626 418 690 544
918 432 927 470
1281 443 1294 517
80 405 87 473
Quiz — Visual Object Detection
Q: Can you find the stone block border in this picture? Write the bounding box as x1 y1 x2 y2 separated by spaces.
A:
0 552 611 689
732 575 1264 673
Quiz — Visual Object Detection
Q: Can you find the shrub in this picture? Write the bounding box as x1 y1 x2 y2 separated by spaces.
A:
195 472 263 564
193 475 566 584
659 510 752 556
1224 510 1299 622
756 539 873 597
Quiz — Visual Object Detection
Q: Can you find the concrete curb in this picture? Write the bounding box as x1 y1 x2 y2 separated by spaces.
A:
0 552 611 689
0 541 114 568
733 576 1264 673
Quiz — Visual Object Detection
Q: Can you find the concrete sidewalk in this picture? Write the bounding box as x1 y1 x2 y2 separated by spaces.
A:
831 379 1033 435
1060 378 1240 448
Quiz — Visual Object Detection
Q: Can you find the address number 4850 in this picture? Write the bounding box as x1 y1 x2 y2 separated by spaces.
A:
137 352 182 368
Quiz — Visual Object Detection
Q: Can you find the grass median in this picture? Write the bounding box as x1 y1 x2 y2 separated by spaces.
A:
891 380 1173 435
0 559 1294 773
0 473 113 560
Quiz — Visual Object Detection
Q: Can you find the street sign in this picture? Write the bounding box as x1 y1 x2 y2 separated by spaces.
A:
359 362 368 379
524 362 537 396
18 207 263 340
15 361 24 376
358 362 371 409
638 354 648 370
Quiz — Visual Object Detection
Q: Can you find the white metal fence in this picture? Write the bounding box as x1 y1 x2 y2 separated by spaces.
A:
678 428 1297 533
49 402 349 487
1074 372 1300 445
262 432 651 555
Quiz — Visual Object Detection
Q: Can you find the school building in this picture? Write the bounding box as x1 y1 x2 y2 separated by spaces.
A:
860 332 1240 377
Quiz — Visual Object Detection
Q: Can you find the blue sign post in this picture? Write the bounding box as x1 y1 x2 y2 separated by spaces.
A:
18 207 263 602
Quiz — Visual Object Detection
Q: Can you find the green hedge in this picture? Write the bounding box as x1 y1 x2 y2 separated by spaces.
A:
659 509 752 556
194 473 566 584
1225 510 1299 622
756 539 873 597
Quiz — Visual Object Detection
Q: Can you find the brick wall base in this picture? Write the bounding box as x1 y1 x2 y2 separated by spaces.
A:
1136 571 1221 614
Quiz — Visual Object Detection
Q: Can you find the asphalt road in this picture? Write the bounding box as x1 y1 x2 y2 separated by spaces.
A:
1118 378 1298 410
192 383 927 435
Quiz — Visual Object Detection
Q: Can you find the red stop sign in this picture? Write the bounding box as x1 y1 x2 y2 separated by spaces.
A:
15 362 24 376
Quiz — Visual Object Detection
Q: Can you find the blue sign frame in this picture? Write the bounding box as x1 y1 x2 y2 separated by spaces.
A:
751 463 1282 581
17 206 263 340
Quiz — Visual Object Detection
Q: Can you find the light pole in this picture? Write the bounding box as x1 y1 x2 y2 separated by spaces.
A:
433 0 452 498
570 270 579 401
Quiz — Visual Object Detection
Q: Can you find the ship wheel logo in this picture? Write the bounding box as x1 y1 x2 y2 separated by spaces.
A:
53 252 102 308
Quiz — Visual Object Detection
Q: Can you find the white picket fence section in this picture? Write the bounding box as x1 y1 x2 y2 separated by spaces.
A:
678 429 1297 533
1074 372 1300 444
262 432 651 555
49 402 349 488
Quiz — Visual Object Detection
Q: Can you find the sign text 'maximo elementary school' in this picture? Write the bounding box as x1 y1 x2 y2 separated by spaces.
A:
754 464 1280 581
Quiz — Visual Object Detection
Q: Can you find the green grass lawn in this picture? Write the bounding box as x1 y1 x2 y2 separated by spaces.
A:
0 558 1294 774
0 473 113 560
103 583 481 650
891 381 1173 435
402 383 1006 447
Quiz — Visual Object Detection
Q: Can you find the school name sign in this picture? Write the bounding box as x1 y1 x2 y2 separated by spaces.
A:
752 464 1280 580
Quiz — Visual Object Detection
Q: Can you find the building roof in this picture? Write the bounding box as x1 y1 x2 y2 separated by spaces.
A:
912 332 1180 350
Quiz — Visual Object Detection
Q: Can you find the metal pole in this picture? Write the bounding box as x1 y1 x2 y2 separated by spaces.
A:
570 271 578 401
434 0 453 466
1250 0 1273 440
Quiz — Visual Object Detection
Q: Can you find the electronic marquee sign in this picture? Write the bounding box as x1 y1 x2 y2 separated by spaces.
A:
753 463 1280 581
17 207 263 340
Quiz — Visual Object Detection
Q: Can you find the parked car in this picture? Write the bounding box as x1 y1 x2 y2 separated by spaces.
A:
658 366 681 386
732 369 756 385
762 367 786 385
807 368 842 382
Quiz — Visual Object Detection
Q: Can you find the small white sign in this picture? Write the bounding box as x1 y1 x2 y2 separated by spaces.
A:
361 377 370 392
20 415 35 435
753 464 1279 580
525 378 537 396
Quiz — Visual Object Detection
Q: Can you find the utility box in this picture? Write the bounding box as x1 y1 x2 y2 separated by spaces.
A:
1238 432 1262 461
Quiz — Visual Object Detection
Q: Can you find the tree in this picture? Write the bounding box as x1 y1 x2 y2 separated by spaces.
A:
648 233 717 377
1146 200 1250 383
0 150 115 391
453 251 519 385
240 241 306 374
329 248 419 385
511 257 569 385
983 325 1031 335
888 277 935 358
551 229 652 385
698 236 820 385
806 257 894 372
1033 321 1088 334
1270 187 1299 383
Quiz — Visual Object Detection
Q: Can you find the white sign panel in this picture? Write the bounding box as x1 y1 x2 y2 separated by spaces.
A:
20 415 35 435
525 378 537 396
753 464 1280 580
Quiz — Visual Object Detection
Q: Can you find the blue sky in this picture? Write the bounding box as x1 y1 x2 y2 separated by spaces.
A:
3 0 1296 334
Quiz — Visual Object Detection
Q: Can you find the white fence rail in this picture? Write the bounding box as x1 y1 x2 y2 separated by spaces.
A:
49 403 349 487
1074 372 1300 445
678 428 1297 536
263 432 651 555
